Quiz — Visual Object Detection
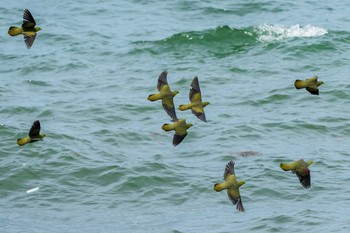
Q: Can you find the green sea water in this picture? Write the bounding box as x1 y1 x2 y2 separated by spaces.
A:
1 1 350 232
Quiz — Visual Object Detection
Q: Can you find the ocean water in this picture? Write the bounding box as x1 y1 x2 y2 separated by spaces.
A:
1 0 350 232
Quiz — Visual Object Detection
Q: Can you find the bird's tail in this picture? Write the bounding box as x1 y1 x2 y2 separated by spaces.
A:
294 80 307 89
213 182 228 192
147 93 161 101
178 104 192 111
8 26 23 36
280 162 295 171
17 136 31 146
162 123 175 131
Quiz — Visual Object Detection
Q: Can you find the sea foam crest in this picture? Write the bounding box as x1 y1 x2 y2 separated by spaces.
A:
256 24 328 42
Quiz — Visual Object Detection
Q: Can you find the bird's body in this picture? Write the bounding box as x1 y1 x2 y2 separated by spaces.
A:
214 160 245 212
179 76 209 122
280 159 313 188
148 71 179 121
162 118 192 146
294 76 324 95
17 120 46 146
8 9 41 48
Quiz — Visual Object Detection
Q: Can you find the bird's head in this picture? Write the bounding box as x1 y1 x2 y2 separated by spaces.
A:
317 81 324 86
203 101 209 107
40 133 46 138
187 123 193 129
174 90 179 95
35 27 42 32
307 160 313 166
238 180 245 187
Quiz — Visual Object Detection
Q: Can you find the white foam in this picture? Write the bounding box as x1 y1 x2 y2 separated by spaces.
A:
256 24 328 42
26 187 39 194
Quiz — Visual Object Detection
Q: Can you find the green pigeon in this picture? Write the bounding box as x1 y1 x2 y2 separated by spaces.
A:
17 120 46 146
161 112 193 146
8 9 42 49
280 159 313 188
148 71 179 121
294 76 324 95
178 76 209 122
214 160 245 212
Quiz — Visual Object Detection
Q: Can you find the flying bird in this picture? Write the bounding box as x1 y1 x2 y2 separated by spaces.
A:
17 120 46 146
161 113 193 146
8 9 42 49
148 71 179 121
214 160 245 212
294 76 324 95
179 76 209 122
280 159 313 188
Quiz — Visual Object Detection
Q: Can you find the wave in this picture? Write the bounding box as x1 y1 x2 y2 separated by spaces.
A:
131 24 329 58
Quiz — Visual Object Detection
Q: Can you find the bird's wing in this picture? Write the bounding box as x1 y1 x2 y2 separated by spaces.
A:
189 77 202 102
29 120 41 137
172 132 187 146
24 34 36 49
306 87 319 95
307 76 318 83
224 160 235 180
162 97 178 121
191 107 206 122
157 71 168 91
22 9 36 29
227 189 245 212
296 172 311 188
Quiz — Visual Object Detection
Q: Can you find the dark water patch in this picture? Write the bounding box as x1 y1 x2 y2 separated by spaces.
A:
287 40 338 60
26 80 51 87
251 93 292 106
327 89 350 100
117 174 183 194
120 104 157 115
331 29 350 44
229 67 249 74
38 109 54 118
203 2 289 16
93 114 129 124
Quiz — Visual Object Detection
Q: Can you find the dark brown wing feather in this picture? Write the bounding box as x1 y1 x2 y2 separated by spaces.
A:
23 9 36 24
24 34 36 49
157 71 168 91
306 87 319 95
172 133 186 146
227 192 245 212
223 160 235 180
191 109 206 122
29 120 41 137
296 172 311 188
162 100 178 122
236 197 245 212
189 76 201 101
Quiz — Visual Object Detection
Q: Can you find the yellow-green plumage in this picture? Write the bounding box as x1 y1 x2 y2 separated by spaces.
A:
214 160 245 212
280 159 313 188
161 118 192 146
17 120 46 146
8 9 41 49
148 71 179 121
294 76 324 95
178 76 209 122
